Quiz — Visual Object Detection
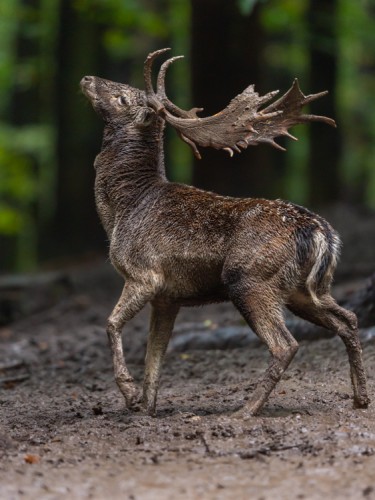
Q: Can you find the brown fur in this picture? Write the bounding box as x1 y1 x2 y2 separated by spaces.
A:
80 73 369 417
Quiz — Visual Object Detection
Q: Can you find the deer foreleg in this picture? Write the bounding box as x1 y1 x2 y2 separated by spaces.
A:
107 280 155 408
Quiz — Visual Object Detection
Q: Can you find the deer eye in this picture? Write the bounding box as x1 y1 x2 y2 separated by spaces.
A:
117 95 127 106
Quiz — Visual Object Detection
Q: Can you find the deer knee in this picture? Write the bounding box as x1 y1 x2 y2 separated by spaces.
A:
289 340 299 357
275 339 299 365
115 372 134 385
107 311 128 334
344 310 358 331
106 318 126 346
335 311 359 341
286 341 299 362
107 319 119 335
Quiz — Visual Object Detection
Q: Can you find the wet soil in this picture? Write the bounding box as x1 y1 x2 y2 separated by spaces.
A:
0 264 374 500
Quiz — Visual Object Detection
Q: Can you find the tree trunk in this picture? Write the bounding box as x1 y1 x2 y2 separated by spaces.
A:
47 2 107 261
191 0 280 198
307 0 341 206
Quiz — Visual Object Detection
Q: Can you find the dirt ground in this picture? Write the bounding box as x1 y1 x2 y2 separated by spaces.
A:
0 261 374 500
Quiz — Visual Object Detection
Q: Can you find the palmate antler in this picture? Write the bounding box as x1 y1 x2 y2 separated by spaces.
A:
144 49 336 159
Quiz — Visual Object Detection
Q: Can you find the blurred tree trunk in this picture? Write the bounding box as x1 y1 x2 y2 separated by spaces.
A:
10 1 39 126
191 0 281 198
2 0 40 271
307 0 341 206
46 1 107 261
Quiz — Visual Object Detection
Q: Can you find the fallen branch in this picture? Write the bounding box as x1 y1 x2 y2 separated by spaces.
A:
0 373 30 387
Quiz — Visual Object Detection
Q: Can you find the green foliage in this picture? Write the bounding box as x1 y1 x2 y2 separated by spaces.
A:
261 0 308 76
337 0 375 206
237 0 267 16
262 0 305 30
0 124 52 235
0 128 39 269
73 0 169 60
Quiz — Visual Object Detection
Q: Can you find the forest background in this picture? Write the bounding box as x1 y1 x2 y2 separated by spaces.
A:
0 0 374 272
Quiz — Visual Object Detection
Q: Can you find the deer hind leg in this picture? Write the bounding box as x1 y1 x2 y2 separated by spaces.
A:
142 301 180 416
288 293 370 409
107 280 156 408
229 283 299 417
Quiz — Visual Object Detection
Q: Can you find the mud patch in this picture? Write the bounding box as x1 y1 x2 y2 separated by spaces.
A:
0 265 374 499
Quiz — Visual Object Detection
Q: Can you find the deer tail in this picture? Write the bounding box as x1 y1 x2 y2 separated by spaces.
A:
305 227 341 305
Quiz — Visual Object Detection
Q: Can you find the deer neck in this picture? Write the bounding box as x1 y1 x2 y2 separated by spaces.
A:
95 120 167 205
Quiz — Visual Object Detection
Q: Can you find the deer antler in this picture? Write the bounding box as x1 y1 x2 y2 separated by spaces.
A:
144 48 170 97
249 79 336 150
156 56 203 119
144 48 203 120
144 49 336 159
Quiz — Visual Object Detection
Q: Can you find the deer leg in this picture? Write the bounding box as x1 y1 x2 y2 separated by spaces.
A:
107 281 155 408
288 294 369 409
230 286 299 417
142 301 179 416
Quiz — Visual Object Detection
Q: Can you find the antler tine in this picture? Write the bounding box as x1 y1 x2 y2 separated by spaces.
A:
304 90 329 104
144 48 171 97
302 91 337 128
157 56 184 96
300 114 337 127
258 89 280 106
291 80 329 106
156 55 203 119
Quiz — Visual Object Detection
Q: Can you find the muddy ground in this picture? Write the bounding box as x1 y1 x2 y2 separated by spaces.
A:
0 257 373 500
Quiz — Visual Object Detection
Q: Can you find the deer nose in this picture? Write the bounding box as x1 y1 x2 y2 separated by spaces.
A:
81 76 94 88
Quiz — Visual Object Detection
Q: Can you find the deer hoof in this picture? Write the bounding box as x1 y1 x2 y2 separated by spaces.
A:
232 406 257 421
118 382 140 409
353 395 370 409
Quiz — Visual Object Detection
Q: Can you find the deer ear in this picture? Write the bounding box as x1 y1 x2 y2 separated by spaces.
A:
134 107 156 127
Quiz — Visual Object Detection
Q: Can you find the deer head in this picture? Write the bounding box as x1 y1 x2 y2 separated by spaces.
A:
80 76 156 128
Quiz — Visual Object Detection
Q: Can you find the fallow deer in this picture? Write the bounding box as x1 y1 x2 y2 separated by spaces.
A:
80 48 369 417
